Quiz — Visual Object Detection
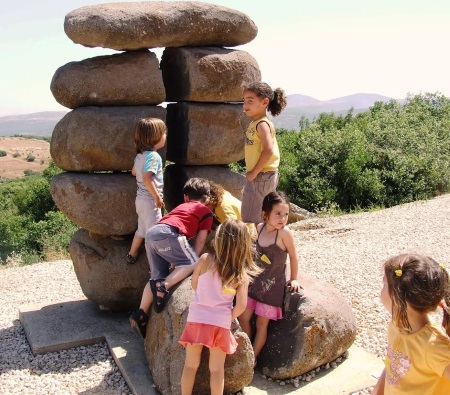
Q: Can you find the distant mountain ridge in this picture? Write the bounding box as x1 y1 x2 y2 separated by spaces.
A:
0 93 402 136
273 93 401 130
0 111 68 137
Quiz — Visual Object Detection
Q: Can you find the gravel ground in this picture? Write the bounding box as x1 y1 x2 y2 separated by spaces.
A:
1 193 449 394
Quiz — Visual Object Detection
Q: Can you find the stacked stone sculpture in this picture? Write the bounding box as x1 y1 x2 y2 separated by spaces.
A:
50 1 259 313
49 2 356 393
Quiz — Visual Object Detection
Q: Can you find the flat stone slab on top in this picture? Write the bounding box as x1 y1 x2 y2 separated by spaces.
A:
19 299 383 395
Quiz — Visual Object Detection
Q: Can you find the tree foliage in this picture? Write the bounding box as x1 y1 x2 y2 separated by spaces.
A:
277 93 450 212
0 161 77 265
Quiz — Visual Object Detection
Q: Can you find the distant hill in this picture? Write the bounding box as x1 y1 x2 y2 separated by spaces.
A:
0 93 402 136
0 111 68 137
273 93 402 130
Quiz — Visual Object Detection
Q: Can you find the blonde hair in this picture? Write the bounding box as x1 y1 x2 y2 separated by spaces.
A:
213 219 260 288
134 118 166 154
384 253 450 336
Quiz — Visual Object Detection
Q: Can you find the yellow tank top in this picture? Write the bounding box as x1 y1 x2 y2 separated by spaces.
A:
244 116 280 172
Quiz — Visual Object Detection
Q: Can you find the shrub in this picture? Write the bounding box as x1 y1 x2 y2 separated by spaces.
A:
0 161 78 265
275 93 450 212
26 154 35 162
0 150 6 157
12 152 20 158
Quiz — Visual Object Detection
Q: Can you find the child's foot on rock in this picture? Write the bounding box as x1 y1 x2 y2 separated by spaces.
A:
129 309 148 339
126 253 137 264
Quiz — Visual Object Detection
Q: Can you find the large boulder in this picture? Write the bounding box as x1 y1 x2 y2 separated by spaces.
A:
144 278 254 395
64 2 258 51
50 106 166 172
166 102 249 165
69 229 149 311
163 164 245 211
257 271 357 379
161 47 260 102
50 51 165 109
51 172 137 236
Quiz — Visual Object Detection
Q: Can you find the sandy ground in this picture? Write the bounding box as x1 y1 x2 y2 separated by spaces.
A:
0 137 50 179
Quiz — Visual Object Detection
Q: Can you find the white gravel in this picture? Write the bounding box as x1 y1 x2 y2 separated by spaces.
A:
1 193 449 394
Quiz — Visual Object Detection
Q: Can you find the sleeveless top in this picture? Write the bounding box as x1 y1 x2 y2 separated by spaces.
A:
248 225 287 307
187 268 235 329
244 116 280 172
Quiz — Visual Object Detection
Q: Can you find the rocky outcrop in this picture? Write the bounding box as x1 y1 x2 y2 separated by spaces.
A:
144 278 254 395
166 102 249 165
50 51 165 109
51 106 166 172
163 164 246 211
51 172 137 236
69 229 149 311
257 272 357 379
161 47 261 102
64 1 258 50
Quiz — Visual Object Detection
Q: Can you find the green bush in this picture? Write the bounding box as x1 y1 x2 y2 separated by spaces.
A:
0 150 6 157
12 152 20 158
276 93 450 212
26 154 35 162
0 161 77 265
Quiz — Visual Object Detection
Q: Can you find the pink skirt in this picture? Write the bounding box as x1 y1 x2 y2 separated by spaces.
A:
179 322 238 354
247 297 283 320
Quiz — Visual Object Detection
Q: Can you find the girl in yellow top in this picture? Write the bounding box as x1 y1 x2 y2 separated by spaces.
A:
241 82 287 225
372 254 450 395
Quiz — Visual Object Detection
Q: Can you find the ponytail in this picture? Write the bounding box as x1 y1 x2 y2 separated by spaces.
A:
441 290 450 337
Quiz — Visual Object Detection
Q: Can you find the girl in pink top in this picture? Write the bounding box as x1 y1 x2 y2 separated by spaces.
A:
179 219 260 395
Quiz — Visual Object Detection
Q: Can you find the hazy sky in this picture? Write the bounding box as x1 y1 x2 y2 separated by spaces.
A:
1 0 449 116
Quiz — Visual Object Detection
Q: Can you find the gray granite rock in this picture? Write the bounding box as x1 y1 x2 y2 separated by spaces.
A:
50 106 166 172
51 51 165 109
166 102 249 165
69 229 150 311
51 172 137 236
163 164 245 211
257 271 357 380
64 1 258 50
161 46 260 102
144 278 254 394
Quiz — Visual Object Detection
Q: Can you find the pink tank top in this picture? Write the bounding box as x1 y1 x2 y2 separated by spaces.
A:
187 268 235 329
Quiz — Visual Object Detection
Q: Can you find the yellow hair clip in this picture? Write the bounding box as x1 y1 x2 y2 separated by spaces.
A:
439 263 445 269
395 269 402 277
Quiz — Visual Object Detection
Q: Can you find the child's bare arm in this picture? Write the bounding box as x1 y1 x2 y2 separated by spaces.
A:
193 229 208 256
232 280 249 319
131 164 136 177
370 369 385 395
246 123 274 181
191 253 208 290
282 227 301 291
443 363 450 380
142 172 164 208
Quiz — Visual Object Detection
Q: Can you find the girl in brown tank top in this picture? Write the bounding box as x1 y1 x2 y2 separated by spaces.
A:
238 191 301 363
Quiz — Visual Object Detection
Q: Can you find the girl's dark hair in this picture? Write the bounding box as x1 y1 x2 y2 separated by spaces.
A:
384 253 450 336
134 118 166 154
261 191 289 215
244 82 287 117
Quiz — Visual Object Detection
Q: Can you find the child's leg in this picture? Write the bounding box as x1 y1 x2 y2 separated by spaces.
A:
181 344 203 395
238 307 254 340
164 262 197 290
128 235 143 258
253 315 270 360
139 281 154 313
208 347 227 395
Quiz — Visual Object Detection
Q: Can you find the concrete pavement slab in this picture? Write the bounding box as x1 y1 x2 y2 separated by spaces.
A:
19 298 383 395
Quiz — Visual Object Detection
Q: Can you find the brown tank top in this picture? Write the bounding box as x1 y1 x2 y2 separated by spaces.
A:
248 225 287 307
